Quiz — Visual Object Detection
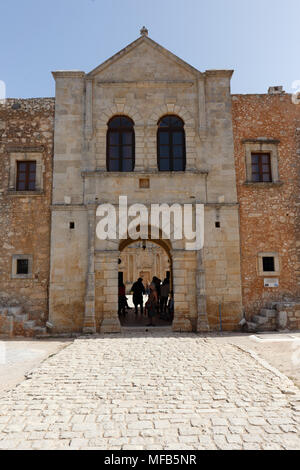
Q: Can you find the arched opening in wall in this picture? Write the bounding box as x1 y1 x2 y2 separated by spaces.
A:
118 237 173 327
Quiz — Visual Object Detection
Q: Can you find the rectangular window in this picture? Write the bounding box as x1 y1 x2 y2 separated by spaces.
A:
16 161 36 191
17 259 29 275
251 153 272 182
262 256 275 272
258 252 279 277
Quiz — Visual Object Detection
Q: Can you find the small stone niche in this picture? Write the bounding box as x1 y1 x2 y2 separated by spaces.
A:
139 178 150 189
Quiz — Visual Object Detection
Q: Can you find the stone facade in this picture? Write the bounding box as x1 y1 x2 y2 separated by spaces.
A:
232 93 300 318
0 32 299 335
49 34 242 334
0 99 54 325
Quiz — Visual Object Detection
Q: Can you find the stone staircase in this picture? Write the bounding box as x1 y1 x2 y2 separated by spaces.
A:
243 307 277 333
0 306 47 337
242 300 300 333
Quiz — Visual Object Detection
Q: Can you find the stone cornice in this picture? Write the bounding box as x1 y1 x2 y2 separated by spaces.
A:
96 80 195 88
52 71 85 80
204 70 234 79
81 169 209 177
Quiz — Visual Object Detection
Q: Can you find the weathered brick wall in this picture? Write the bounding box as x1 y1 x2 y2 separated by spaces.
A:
0 98 54 320
232 93 300 317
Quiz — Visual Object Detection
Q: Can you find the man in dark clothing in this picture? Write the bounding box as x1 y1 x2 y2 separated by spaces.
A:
131 278 145 315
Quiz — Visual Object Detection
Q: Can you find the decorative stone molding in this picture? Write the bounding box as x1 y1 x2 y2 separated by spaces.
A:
257 252 280 277
244 139 280 183
11 254 33 280
97 104 143 127
204 70 234 79
8 151 44 192
147 103 195 128
52 71 85 80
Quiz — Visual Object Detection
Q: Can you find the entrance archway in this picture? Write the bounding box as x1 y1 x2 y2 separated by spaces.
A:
118 237 173 327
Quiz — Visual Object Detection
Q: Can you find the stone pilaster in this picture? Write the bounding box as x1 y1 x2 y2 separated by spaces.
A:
197 78 207 140
196 250 209 332
98 250 121 334
83 204 97 333
172 250 194 332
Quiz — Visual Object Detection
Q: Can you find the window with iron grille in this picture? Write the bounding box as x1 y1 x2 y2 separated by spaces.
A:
16 161 36 190
251 153 272 182
157 115 186 171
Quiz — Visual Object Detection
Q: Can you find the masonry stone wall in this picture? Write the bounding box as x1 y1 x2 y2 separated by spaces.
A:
232 93 300 318
0 98 54 320
49 35 243 333
1 37 300 336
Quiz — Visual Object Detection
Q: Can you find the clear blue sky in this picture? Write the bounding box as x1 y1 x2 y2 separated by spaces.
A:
1 0 299 98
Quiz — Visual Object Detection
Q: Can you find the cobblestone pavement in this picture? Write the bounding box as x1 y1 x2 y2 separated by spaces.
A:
0 330 299 450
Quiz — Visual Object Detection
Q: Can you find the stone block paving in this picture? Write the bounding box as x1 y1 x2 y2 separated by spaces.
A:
0 331 299 450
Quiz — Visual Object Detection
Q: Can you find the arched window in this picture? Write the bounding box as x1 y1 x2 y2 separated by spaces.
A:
107 116 135 172
157 115 186 171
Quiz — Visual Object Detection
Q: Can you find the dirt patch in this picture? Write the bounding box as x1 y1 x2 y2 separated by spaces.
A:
0 338 72 395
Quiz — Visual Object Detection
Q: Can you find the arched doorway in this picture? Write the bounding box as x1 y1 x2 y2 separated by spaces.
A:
118 237 173 327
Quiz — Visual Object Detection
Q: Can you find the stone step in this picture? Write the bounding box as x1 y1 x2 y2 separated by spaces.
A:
33 327 47 336
23 320 36 330
252 315 269 325
260 309 277 318
14 314 29 323
258 324 277 332
246 322 258 332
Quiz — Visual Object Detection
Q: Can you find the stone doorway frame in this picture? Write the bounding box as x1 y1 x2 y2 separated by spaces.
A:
118 237 174 328
82 209 209 334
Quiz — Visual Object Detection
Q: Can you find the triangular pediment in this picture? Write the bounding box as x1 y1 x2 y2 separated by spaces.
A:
87 35 202 81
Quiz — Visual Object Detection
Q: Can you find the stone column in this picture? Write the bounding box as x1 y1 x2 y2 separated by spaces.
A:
196 250 209 332
83 204 97 333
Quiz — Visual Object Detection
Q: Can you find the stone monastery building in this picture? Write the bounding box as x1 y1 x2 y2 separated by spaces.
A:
0 29 300 335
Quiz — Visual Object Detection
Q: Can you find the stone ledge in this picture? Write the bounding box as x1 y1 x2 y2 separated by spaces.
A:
242 138 280 145
51 204 86 211
82 169 209 177
6 145 45 153
6 190 45 197
243 181 283 188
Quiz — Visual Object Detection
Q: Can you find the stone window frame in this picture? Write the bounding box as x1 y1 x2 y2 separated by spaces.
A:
11 254 33 279
7 147 45 194
257 252 280 277
243 139 280 184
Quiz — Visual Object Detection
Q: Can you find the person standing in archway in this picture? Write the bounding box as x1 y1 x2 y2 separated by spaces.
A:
146 282 158 327
152 276 162 314
131 277 145 316
160 278 170 316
